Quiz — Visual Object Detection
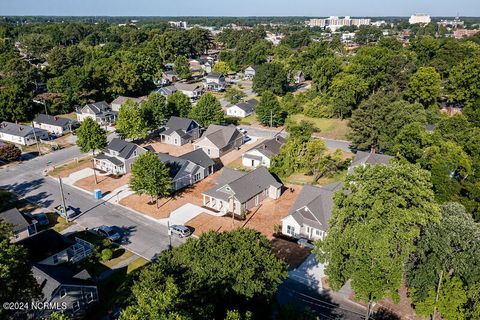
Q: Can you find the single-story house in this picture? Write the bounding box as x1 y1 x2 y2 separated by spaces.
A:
202 166 283 215
174 82 204 101
204 72 226 92
33 114 72 136
193 124 244 158
33 264 98 318
242 135 286 168
0 121 49 146
281 182 343 241
93 138 147 175
76 101 117 125
161 70 179 85
110 96 147 112
153 85 178 97
294 70 305 84
244 66 257 80
158 149 215 191
348 151 393 174
160 117 201 146
226 99 258 118
0 208 37 242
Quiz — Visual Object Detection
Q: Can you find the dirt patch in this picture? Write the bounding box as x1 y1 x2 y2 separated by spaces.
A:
187 184 302 239
142 140 194 157
49 157 93 178
270 237 311 269
74 173 131 194
374 283 421 320
119 174 218 219
219 138 265 165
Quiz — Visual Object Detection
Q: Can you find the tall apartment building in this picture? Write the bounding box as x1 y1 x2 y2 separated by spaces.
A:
307 16 371 31
409 14 431 25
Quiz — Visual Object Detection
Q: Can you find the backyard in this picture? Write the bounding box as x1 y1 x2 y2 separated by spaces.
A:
289 114 351 140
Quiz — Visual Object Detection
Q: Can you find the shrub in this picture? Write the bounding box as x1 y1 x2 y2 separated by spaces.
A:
100 248 113 262
0 143 21 162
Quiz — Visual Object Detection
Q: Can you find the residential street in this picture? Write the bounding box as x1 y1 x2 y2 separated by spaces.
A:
0 144 184 260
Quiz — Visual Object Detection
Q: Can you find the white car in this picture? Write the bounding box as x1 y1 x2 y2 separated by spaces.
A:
169 225 192 238
94 225 121 242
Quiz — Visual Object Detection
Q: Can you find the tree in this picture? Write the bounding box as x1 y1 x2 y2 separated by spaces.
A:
121 229 287 319
310 56 342 92
129 152 172 206
213 61 231 75
142 93 171 130
167 92 191 118
252 63 288 95
189 93 224 127
404 67 441 107
0 222 41 319
0 143 21 162
393 123 433 163
354 25 383 45
174 55 191 80
255 91 285 127
315 163 440 305
225 87 246 105
116 100 149 140
76 117 107 184
329 73 368 118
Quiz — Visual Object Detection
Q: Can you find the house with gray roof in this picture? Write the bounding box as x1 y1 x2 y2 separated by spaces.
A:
202 167 283 215
152 85 178 97
110 96 147 112
348 151 393 174
193 124 244 158
242 135 286 168
226 99 258 118
244 65 258 80
174 82 204 101
0 208 37 242
76 101 117 125
158 149 215 191
281 182 343 241
0 121 49 146
204 72 226 92
32 264 98 318
33 114 72 136
160 116 201 146
93 138 147 175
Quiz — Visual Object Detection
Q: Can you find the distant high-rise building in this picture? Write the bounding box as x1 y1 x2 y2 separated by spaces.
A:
438 17 464 28
307 16 371 31
409 14 431 25
169 21 188 29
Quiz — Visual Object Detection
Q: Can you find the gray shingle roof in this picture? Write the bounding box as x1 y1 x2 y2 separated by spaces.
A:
153 86 177 96
350 151 393 168
0 122 48 138
34 114 71 127
200 124 242 149
106 138 144 159
82 101 110 114
19 229 74 262
95 153 124 167
180 149 215 168
174 82 203 92
205 72 224 80
232 99 258 113
158 149 213 181
248 135 286 159
0 208 31 232
288 182 343 232
111 96 146 106
163 117 198 136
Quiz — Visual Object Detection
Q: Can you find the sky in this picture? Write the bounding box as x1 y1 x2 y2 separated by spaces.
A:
1 0 479 17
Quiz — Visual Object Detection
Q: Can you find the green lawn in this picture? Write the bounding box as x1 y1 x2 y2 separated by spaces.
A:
289 114 351 140
239 114 258 125
46 212 74 233
127 257 150 273
282 169 349 187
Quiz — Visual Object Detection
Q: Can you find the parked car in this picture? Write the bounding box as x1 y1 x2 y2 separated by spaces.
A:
169 225 192 238
53 205 78 219
94 225 121 242
243 135 252 143
32 213 50 226
297 238 314 249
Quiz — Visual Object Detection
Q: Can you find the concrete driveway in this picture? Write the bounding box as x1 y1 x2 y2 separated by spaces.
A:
167 203 206 226
288 254 326 293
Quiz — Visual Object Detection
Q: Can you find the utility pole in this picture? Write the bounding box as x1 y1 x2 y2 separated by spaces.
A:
58 177 69 223
31 121 41 155
270 110 273 128
167 220 172 250
365 294 372 320
433 270 444 320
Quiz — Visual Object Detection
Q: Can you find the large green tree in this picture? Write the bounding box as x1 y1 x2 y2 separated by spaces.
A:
129 152 172 206
189 93 224 127
167 92 192 118
141 93 171 130
404 67 442 107
174 55 192 80
315 163 440 305
329 73 368 118
255 91 285 127
121 228 287 320
252 63 288 95
116 100 149 140
76 117 107 184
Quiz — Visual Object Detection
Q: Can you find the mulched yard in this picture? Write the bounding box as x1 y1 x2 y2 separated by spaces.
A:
74 173 131 195
270 237 311 269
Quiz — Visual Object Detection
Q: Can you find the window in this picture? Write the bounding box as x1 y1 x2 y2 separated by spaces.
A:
72 301 80 312
315 229 321 236
286 225 295 235
194 173 201 182
86 292 94 304
59 289 67 298
207 149 210 155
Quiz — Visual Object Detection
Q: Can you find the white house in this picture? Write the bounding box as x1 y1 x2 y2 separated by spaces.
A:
204 72 226 92
160 117 201 146
281 182 343 241
174 82 204 101
244 66 257 80
242 136 286 168
226 99 258 118
93 138 147 175
33 114 72 136
0 121 49 146
76 101 117 125
110 96 147 112
193 124 244 158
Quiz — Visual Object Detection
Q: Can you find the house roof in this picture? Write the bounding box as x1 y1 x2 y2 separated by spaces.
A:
158 149 213 181
111 96 147 106
82 101 110 114
205 72 224 80
245 65 258 72
0 122 48 138
204 167 282 203
163 117 198 136
199 124 243 149
288 182 343 232
0 208 32 233
20 229 74 262
33 264 95 299
154 85 177 96
106 138 145 159
350 151 393 168
33 114 71 127
247 135 286 159
231 99 258 113
180 149 215 168
174 82 204 92
95 153 124 167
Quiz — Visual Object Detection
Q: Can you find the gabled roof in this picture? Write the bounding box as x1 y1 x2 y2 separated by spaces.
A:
287 182 343 232
82 101 110 114
95 153 124 167
163 116 198 136
350 151 393 168
247 135 286 159
180 149 215 168
174 82 204 92
204 167 282 203
0 208 32 233
245 65 258 72
199 124 243 149
231 99 258 113
33 114 71 127
111 96 147 106
106 138 145 159
0 122 48 138
158 149 213 181
20 229 74 262
205 72 224 80
154 85 177 96
157 153 191 180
